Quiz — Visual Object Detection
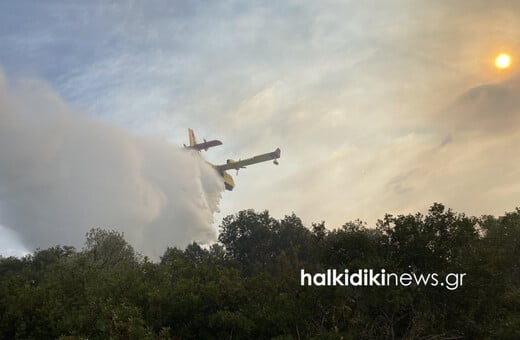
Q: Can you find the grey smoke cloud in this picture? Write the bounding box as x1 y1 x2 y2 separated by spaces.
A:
380 74 520 218
439 74 520 135
253 74 520 227
0 71 224 258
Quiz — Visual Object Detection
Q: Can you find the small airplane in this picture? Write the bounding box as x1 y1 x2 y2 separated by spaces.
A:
184 129 281 191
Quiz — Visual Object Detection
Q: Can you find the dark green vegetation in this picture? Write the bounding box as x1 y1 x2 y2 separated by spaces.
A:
0 204 519 339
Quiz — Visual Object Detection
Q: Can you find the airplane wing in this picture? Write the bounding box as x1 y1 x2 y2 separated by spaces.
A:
214 148 281 172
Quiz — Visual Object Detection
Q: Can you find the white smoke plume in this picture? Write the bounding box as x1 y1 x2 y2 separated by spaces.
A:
0 70 224 259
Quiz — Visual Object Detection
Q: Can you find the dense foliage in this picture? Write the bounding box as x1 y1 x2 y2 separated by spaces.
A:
0 203 519 339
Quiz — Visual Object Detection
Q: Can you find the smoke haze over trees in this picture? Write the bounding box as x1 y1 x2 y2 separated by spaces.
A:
0 71 223 259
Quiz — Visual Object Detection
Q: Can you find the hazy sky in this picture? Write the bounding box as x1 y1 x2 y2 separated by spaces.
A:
1 1 519 256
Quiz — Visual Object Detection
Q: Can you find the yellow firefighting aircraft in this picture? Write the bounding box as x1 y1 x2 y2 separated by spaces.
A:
184 129 281 191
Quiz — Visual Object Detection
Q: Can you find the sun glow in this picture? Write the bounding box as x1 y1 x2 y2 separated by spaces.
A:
495 53 511 69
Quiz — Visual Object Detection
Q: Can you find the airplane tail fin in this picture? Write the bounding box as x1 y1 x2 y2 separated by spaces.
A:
188 128 197 147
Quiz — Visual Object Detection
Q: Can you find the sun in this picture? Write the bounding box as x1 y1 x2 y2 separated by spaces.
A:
495 53 511 69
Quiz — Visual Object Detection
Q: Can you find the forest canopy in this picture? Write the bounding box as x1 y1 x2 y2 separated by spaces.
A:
0 203 519 339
